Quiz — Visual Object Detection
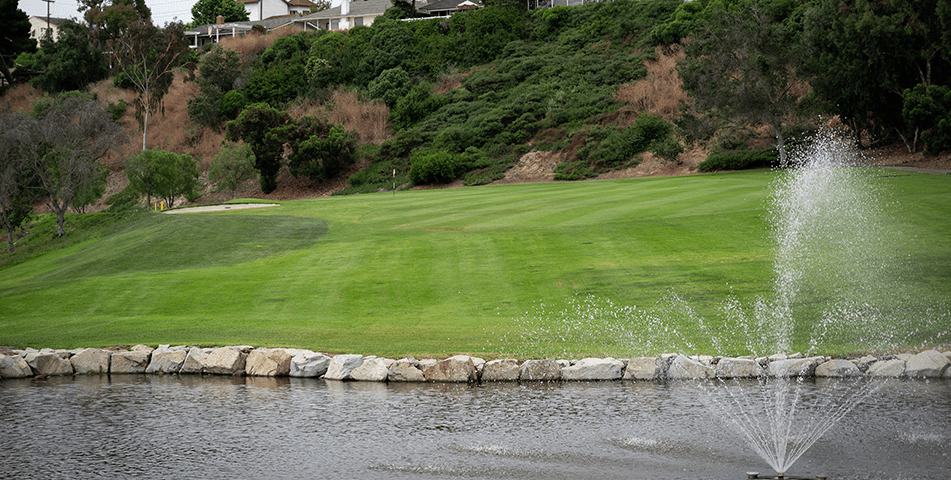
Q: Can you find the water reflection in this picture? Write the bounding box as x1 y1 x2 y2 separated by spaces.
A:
0 376 948 479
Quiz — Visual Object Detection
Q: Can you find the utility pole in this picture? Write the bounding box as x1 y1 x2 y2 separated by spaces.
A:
42 0 55 41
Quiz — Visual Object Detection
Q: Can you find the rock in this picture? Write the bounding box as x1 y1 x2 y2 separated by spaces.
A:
715 357 766 378
204 347 247 375
388 359 426 382
519 359 561 381
289 351 331 377
561 357 623 381
70 348 111 374
110 351 151 374
351 357 394 382
666 355 714 379
481 359 520 381
853 355 878 372
0 354 33 378
146 350 187 374
623 357 663 380
34 353 73 376
418 358 438 371
246 348 292 376
131 344 154 353
424 355 478 383
179 347 206 374
815 359 861 377
896 353 915 362
768 353 788 361
470 356 486 374
324 354 364 380
767 357 820 377
904 350 951 378
867 359 905 377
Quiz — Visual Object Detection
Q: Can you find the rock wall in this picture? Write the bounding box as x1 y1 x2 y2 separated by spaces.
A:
2 346 950 382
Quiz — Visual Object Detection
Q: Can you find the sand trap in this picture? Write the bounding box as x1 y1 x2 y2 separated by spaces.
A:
163 203 281 214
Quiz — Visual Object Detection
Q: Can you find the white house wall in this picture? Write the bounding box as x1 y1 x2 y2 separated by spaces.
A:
244 0 291 21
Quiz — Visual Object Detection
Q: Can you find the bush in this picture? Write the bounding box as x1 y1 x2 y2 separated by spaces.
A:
126 149 202 208
409 150 459 184
209 143 257 193
553 160 597 181
218 90 248 119
367 66 411 107
697 149 778 172
288 124 359 182
106 99 129 122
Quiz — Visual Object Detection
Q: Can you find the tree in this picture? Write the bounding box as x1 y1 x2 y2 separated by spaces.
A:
112 21 188 151
0 0 36 88
31 21 109 93
125 149 201 208
0 113 37 253
801 0 951 149
208 143 257 194
8 94 126 237
677 0 806 162
187 45 243 128
189 0 249 28
81 0 151 48
225 103 293 193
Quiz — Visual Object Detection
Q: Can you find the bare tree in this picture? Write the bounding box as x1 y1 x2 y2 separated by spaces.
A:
9 95 126 237
111 20 188 151
0 113 35 253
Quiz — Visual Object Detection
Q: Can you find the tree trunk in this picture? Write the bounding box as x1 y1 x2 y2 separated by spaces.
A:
142 106 150 151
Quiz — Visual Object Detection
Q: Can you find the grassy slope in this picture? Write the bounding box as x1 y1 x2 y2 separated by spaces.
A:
1 169 948 357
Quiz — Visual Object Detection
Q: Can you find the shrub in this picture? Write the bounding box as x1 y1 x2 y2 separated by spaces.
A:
368 66 411 107
288 124 359 182
126 149 202 208
553 160 597 181
409 150 459 184
697 149 778 172
209 143 257 193
106 99 129 122
218 90 248 119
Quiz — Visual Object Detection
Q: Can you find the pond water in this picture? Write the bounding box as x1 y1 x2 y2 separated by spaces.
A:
1 376 948 480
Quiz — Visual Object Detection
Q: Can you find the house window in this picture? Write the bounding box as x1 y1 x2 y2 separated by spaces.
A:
331 19 339 29
354 17 363 26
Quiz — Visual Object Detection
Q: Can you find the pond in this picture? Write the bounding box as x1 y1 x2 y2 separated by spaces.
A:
1 376 948 480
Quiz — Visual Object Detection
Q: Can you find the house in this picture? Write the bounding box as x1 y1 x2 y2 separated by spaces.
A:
293 0 398 31
416 0 479 18
239 0 319 21
185 15 298 49
28 16 71 43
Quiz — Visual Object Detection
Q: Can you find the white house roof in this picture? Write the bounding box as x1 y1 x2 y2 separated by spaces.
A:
297 0 394 20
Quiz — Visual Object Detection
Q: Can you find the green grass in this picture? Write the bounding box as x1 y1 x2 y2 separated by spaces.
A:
1 170 949 358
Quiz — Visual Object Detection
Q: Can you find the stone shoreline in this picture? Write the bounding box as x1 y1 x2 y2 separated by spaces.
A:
1 345 950 382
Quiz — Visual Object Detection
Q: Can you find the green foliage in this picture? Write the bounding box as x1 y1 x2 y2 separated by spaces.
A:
31 22 108 93
903 84 951 155
261 32 317 66
647 0 706 45
409 150 459 185
104 186 143 213
553 160 597 181
125 149 201 208
288 122 359 182
13 51 35 68
577 114 673 170
71 164 108 213
107 99 129 122
0 0 36 86
244 60 307 106
225 103 292 193
189 0 249 28
218 89 247 120
209 142 257 193
391 84 443 131
368 66 411 107
696 149 778 172
188 44 246 127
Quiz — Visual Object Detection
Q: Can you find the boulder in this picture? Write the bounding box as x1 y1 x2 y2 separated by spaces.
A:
34 353 74 376
110 351 151 374
418 358 438 371
867 359 905 377
179 347 206 374
0 354 33 378
767 357 820 377
666 355 714 379
853 355 879 372
246 348 292 376
203 347 247 375
324 354 364 380
351 357 394 382
481 359 520 381
519 359 561 381
289 351 331 377
146 350 187 374
131 344 154 353
388 359 426 382
815 359 861 377
623 357 663 380
70 348 111 374
424 355 478 383
715 357 766 378
561 357 623 381
904 350 951 378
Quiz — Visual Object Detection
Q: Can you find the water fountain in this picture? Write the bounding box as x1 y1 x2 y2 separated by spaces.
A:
510 128 949 478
